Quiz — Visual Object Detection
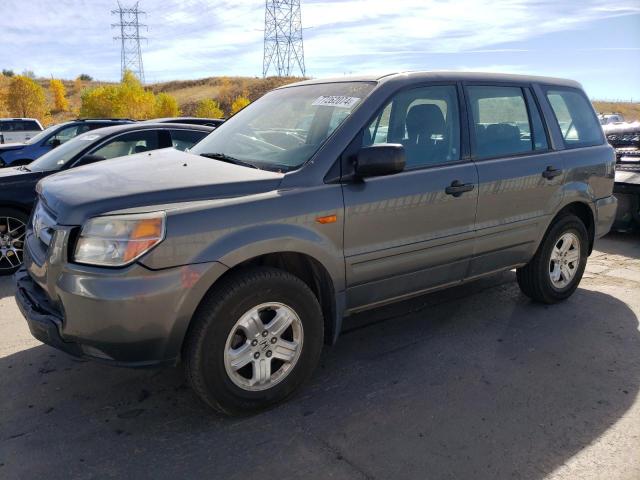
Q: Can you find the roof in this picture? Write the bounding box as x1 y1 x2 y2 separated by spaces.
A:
76 122 214 137
279 71 583 89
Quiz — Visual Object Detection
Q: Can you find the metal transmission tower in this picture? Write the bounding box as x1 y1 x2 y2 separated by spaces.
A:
111 1 147 83
262 0 306 77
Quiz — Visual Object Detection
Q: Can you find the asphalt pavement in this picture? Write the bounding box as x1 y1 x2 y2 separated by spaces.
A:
1 232 639 480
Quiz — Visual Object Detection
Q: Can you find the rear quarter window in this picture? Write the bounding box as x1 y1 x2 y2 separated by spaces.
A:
545 87 603 149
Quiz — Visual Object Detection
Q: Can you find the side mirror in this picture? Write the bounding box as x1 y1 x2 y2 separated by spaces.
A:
355 144 405 178
49 138 61 148
75 154 106 167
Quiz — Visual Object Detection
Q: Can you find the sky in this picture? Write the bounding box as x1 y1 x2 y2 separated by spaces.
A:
1 0 639 100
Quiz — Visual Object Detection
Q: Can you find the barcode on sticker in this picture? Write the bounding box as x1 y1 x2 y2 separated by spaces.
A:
312 96 361 108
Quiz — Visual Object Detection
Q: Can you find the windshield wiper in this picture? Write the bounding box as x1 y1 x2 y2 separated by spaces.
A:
199 152 259 169
17 165 31 172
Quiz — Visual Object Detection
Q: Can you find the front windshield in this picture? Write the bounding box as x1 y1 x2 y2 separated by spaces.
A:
24 124 62 145
190 81 376 171
28 131 104 172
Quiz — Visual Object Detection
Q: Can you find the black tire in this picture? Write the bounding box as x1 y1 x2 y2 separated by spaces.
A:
184 266 324 415
0 207 29 276
517 214 589 304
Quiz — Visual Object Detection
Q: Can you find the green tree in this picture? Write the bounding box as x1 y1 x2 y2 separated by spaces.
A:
77 73 93 81
195 98 224 119
231 95 250 115
2 69 14 77
6 75 48 119
153 92 180 117
49 78 69 112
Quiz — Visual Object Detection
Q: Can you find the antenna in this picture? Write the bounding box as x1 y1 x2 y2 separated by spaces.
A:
111 1 147 83
263 0 306 78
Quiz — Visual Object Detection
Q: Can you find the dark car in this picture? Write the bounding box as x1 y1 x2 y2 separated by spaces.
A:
147 117 225 128
0 119 134 167
16 72 616 415
0 122 212 273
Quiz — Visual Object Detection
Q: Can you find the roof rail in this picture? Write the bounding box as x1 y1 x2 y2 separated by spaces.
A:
74 118 136 122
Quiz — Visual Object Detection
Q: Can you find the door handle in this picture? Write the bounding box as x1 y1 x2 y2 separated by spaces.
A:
542 166 563 179
445 180 475 197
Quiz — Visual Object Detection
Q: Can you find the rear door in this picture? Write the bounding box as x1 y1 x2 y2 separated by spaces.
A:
342 84 478 311
465 83 564 277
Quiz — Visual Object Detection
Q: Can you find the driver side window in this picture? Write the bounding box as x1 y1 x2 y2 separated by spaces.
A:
363 85 461 169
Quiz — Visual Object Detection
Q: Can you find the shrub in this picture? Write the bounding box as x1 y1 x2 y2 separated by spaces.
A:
49 79 69 112
195 98 224 119
231 96 250 115
153 92 180 117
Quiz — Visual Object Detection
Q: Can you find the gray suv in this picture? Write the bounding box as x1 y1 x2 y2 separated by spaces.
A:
16 72 617 415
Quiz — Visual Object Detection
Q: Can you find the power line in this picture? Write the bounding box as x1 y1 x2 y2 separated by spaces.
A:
111 1 147 83
263 0 306 78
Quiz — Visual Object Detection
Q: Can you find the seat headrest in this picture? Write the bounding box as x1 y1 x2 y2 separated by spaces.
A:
406 104 445 142
134 144 149 154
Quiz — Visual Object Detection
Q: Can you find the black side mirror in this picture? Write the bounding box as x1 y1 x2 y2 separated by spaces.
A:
75 154 106 167
49 138 61 148
355 144 405 178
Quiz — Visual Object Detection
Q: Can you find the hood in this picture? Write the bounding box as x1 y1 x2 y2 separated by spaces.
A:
0 142 26 152
0 166 46 184
39 148 285 225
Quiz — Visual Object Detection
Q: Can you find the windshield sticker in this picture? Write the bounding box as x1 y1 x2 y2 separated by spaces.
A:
312 96 361 108
80 134 101 141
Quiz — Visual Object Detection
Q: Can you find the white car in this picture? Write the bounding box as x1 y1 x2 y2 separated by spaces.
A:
598 113 624 125
0 118 43 144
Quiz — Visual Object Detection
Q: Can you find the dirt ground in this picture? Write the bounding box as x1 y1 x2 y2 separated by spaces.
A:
1 232 639 480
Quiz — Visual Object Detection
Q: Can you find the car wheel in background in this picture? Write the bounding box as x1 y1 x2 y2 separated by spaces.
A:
0 208 28 276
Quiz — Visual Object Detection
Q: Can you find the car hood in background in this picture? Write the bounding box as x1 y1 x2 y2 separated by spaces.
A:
0 166 47 185
39 149 285 225
0 143 26 151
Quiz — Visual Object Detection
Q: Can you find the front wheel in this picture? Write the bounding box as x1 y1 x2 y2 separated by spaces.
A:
517 214 589 304
0 208 28 276
184 267 324 415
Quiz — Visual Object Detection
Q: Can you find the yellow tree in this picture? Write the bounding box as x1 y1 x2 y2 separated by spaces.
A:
6 75 48 120
195 98 224 118
49 78 69 112
79 85 120 118
116 70 155 119
231 95 250 115
154 92 180 117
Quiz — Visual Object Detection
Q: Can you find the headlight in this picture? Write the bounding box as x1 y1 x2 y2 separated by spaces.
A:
74 212 166 267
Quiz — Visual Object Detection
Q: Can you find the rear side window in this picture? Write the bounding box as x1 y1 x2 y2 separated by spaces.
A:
467 86 535 159
90 130 159 160
170 129 208 151
545 88 603 148
21 120 41 131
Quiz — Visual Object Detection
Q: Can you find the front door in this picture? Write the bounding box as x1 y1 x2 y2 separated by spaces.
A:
342 84 478 312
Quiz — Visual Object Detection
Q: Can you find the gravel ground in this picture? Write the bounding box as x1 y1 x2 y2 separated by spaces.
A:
1 232 639 480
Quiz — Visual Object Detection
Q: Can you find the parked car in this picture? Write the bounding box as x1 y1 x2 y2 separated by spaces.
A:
0 118 134 167
598 113 625 125
0 118 43 144
16 72 616 415
0 122 212 273
147 117 225 128
604 121 640 230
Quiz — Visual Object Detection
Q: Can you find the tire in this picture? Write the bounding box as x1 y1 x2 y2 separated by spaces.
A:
517 214 589 304
0 207 29 276
184 266 324 415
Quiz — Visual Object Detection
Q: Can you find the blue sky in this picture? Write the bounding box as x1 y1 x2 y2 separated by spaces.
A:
1 0 639 100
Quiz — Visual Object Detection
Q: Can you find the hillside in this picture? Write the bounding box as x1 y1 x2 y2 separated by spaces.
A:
11 76 640 126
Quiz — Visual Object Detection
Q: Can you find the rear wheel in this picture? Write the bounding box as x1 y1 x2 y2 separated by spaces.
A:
0 208 28 276
184 267 324 415
517 214 588 304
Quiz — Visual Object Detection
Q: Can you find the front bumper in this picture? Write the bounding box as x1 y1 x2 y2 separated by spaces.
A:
16 253 229 367
15 268 83 358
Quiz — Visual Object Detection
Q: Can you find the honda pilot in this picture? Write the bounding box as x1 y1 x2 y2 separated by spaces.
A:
15 72 617 415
